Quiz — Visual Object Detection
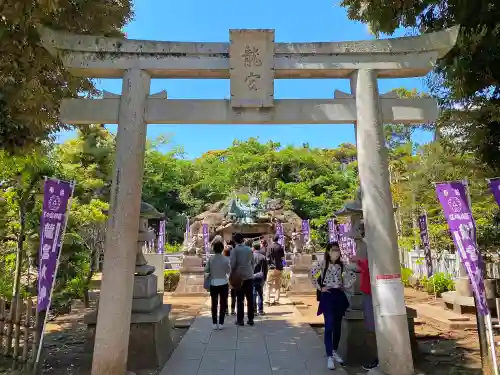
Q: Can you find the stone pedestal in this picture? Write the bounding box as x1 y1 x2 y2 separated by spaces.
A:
443 290 498 314
337 262 376 364
172 255 207 296
444 276 499 314
287 254 315 295
85 305 174 371
85 273 174 371
337 306 419 365
338 310 377 365
143 253 165 293
406 307 420 360
456 276 473 297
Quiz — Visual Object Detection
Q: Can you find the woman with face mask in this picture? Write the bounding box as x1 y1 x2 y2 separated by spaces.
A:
310 242 355 370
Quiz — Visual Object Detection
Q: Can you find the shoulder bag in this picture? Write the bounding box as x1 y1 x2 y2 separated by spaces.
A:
316 262 328 302
203 257 212 290
229 248 244 289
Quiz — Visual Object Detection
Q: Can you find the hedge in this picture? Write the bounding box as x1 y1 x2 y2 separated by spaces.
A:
164 270 180 292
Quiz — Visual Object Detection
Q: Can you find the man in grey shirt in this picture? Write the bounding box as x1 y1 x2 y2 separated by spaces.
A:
230 233 255 326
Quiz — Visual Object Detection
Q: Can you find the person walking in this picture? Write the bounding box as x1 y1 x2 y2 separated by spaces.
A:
224 240 236 315
229 233 255 326
205 241 230 330
252 243 268 316
311 242 354 370
260 239 269 256
266 235 285 305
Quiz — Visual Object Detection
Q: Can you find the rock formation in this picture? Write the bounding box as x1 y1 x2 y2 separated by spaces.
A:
188 196 302 249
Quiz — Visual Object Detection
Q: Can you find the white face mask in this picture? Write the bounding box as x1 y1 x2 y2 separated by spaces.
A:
330 251 341 261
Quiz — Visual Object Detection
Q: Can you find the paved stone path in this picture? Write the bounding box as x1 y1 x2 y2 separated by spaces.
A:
160 298 349 375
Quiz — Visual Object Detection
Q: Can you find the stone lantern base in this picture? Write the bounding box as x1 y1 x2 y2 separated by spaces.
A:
287 254 315 295
172 255 207 296
84 273 174 371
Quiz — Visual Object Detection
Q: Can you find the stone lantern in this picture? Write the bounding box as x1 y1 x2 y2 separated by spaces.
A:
173 217 206 295
85 202 174 371
335 188 378 365
136 201 164 275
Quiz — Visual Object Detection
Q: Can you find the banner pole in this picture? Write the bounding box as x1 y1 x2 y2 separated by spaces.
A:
464 177 497 375
423 210 437 300
33 180 76 374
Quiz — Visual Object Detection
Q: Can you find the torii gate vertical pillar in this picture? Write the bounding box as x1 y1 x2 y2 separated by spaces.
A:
91 69 151 375
354 69 414 375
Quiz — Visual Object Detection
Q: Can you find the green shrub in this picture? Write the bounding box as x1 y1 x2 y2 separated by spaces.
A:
164 243 183 253
420 272 455 296
164 270 180 292
418 275 428 290
281 270 291 291
401 267 414 287
0 252 16 299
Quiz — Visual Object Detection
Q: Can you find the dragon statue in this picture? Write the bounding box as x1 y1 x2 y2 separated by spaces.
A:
226 188 268 224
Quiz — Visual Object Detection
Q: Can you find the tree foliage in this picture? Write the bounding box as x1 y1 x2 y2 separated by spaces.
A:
0 129 360 304
0 0 133 153
339 0 500 173
388 141 500 258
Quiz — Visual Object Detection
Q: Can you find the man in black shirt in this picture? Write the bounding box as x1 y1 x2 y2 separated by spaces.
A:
265 235 285 305
252 243 268 315
260 239 269 257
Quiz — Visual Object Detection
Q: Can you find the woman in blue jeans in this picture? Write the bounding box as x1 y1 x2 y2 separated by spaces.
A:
311 242 355 370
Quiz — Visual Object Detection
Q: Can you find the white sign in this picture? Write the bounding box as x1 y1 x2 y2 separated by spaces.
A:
376 277 407 316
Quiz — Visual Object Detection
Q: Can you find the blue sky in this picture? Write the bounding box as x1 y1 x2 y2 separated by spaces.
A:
57 0 433 158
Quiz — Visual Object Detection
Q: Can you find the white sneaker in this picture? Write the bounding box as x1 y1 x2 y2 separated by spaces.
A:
212 324 218 330
332 351 344 364
218 324 224 330
327 356 336 370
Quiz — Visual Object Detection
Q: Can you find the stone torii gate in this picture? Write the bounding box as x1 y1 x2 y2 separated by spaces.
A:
39 26 458 375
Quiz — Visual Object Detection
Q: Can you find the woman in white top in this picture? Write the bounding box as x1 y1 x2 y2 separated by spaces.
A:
205 241 231 330
310 242 355 370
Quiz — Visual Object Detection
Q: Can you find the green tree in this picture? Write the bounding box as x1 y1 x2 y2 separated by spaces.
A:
339 0 500 172
55 125 115 203
0 0 133 153
0 148 55 302
51 126 114 308
142 138 192 244
389 140 498 257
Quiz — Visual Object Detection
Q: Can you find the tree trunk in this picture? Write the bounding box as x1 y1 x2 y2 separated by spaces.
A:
83 248 98 308
12 202 26 310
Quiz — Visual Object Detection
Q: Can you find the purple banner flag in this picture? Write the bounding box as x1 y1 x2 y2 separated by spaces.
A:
418 214 433 277
185 217 190 239
202 224 209 255
37 178 75 313
301 220 310 243
158 220 166 254
276 222 285 248
435 181 489 315
327 219 337 243
337 222 355 260
338 223 348 258
488 178 500 208
348 236 357 257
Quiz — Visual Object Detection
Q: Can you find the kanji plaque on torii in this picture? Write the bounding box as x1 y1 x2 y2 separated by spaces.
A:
229 29 274 108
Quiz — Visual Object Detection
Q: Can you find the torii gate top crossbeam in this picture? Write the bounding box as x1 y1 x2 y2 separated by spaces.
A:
39 27 459 79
